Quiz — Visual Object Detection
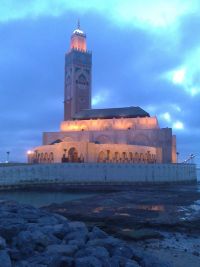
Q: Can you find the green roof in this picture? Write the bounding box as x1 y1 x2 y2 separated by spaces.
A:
73 106 150 120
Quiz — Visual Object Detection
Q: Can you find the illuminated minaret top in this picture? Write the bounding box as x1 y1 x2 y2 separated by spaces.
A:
64 21 92 121
70 20 87 52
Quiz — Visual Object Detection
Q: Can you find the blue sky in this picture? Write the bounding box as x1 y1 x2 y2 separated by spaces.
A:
0 0 200 164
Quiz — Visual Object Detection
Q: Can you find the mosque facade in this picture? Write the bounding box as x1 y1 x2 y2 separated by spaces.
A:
28 23 177 164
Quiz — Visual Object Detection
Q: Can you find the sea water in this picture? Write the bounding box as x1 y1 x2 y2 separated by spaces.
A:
0 191 97 207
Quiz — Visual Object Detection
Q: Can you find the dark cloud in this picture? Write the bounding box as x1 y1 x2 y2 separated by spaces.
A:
0 11 199 164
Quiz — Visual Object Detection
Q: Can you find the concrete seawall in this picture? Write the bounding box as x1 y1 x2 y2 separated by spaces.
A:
0 163 197 188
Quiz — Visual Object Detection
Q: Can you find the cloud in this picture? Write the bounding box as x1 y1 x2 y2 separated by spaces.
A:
0 0 198 29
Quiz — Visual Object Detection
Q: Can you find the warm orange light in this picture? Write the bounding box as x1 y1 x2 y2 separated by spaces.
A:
70 35 86 52
60 117 159 132
27 150 33 155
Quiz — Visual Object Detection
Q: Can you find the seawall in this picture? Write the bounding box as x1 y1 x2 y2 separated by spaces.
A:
0 163 197 189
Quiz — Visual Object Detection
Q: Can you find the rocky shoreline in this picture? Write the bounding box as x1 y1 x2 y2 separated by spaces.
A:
43 184 200 267
0 200 172 267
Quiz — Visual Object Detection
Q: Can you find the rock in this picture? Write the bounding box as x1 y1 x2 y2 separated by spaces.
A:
68 221 87 231
0 218 26 242
111 256 130 266
140 254 172 267
0 201 174 267
13 260 29 267
87 237 123 252
75 246 109 259
68 239 85 249
39 223 69 240
125 259 140 267
0 236 6 249
130 247 145 262
89 226 108 240
64 230 88 243
112 245 133 258
109 256 119 267
8 248 21 261
17 209 41 223
47 244 78 256
75 256 102 267
38 216 59 226
15 229 58 251
0 250 12 267
193 251 200 256
52 213 69 223
53 223 70 239
48 256 74 267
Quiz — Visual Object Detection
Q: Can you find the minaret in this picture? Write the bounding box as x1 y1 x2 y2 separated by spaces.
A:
64 21 92 120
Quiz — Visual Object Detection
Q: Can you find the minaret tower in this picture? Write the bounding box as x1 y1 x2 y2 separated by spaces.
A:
64 21 92 120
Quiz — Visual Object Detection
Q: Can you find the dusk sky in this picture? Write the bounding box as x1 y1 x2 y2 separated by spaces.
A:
0 0 199 164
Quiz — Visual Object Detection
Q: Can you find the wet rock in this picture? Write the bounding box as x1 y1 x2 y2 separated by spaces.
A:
42 223 70 240
140 254 172 267
64 230 88 243
110 255 134 266
68 221 88 232
13 260 29 267
0 236 6 249
75 256 102 267
48 255 74 267
193 251 199 256
87 237 123 252
0 218 26 242
47 244 78 256
0 250 12 267
68 239 85 249
8 248 21 261
0 200 174 267
38 215 59 226
112 244 133 258
125 259 141 267
89 226 108 240
75 246 109 259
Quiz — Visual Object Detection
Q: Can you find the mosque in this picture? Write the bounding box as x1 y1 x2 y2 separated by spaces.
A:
28 23 177 164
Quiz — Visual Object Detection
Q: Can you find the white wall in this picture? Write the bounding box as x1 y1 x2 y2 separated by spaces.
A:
0 163 197 187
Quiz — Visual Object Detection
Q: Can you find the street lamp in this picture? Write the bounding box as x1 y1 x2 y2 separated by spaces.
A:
27 150 34 163
176 152 179 163
6 151 10 163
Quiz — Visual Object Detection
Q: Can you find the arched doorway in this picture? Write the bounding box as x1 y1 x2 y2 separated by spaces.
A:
44 153 48 163
122 152 127 162
49 152 54 163
68 147 78 162
98 151 105 162
40 153 44 163
129 152 133 161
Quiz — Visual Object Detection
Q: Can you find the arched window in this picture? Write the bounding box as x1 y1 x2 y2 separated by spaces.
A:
40 153 44 163
122 152 127 162
66 76 71 85
44 153 48 163
113 152 120 162
77 74 87 85
49 152 54 163
68 147 78 162
135 152 139 163
129 152 133 161
98 151 105 163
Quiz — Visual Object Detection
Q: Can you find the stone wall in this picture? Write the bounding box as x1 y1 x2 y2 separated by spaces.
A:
0 163 197 187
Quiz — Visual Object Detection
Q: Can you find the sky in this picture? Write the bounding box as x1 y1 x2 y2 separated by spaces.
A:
0 0 200 164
